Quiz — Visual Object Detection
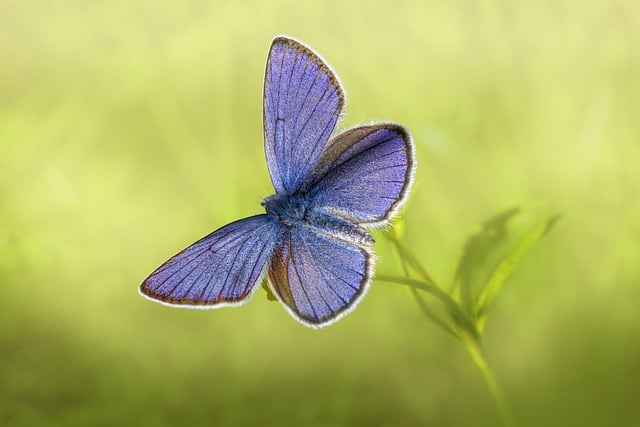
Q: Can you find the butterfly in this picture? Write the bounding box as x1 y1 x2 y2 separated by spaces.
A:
139 35 415 328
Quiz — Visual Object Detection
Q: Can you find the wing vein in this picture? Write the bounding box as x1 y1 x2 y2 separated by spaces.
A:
216 229 254 300
289 234 318 320
181 259 211 302
298 231 335 313
300 231 349 305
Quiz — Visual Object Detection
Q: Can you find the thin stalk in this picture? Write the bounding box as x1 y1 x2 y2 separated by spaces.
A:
459 330 513 427
377 275 479 341
390 235 459 339
410 287 459 338
386 234 439 288
385 231 519 426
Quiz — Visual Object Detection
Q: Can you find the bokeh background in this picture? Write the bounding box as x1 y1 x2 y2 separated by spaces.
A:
1 0 639 426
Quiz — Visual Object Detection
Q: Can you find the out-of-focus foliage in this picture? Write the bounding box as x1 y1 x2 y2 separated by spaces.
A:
1 1 639 426
383 209 560 425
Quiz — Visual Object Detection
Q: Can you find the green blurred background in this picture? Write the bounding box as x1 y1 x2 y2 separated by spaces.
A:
1 0 639 426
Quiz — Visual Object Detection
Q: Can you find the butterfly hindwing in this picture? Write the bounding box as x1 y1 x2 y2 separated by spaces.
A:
140 215 279 307
263 36 345 194
267 224 373 327
306 123 414 227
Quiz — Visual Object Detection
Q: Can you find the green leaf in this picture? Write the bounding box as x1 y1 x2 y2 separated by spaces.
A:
377 275 480 340
386 232 459 338
261 280 277 302
384 233 438 287
410 287 460 338
474 214 562 331
453 208 521 314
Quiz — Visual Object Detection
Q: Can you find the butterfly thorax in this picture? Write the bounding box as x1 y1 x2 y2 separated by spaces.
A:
262 192 309 226
262 192 373 247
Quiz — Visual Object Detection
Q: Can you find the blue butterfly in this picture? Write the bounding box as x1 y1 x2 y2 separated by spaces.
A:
139 36 416 328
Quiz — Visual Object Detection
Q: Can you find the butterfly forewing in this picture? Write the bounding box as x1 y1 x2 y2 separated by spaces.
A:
140 215 279 307
264 36 345 194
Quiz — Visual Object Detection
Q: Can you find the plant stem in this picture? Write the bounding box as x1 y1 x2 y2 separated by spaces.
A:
459 330 513 427
384 234 517 425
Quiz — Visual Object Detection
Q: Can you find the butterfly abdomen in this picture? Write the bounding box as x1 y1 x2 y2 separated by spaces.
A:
305 211 374 247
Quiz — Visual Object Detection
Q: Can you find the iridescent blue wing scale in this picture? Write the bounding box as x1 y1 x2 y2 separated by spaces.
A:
139 215 279 307
305 123 414 227
267 225 373 327
264 36 345 194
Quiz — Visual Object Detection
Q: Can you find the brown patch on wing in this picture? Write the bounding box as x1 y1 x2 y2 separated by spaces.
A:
313 125 380 174
268 237 297 311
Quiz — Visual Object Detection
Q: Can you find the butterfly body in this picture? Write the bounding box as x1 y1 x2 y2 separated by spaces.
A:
262 192 310 225
140 36 415 328
263 191 372 246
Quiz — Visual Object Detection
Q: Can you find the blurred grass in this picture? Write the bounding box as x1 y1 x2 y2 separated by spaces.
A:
1 0 639 426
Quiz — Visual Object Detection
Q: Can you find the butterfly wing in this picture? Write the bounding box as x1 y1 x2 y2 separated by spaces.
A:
267 224 373 327
140 215 280 307
305 123 415 227
263 36 345 194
